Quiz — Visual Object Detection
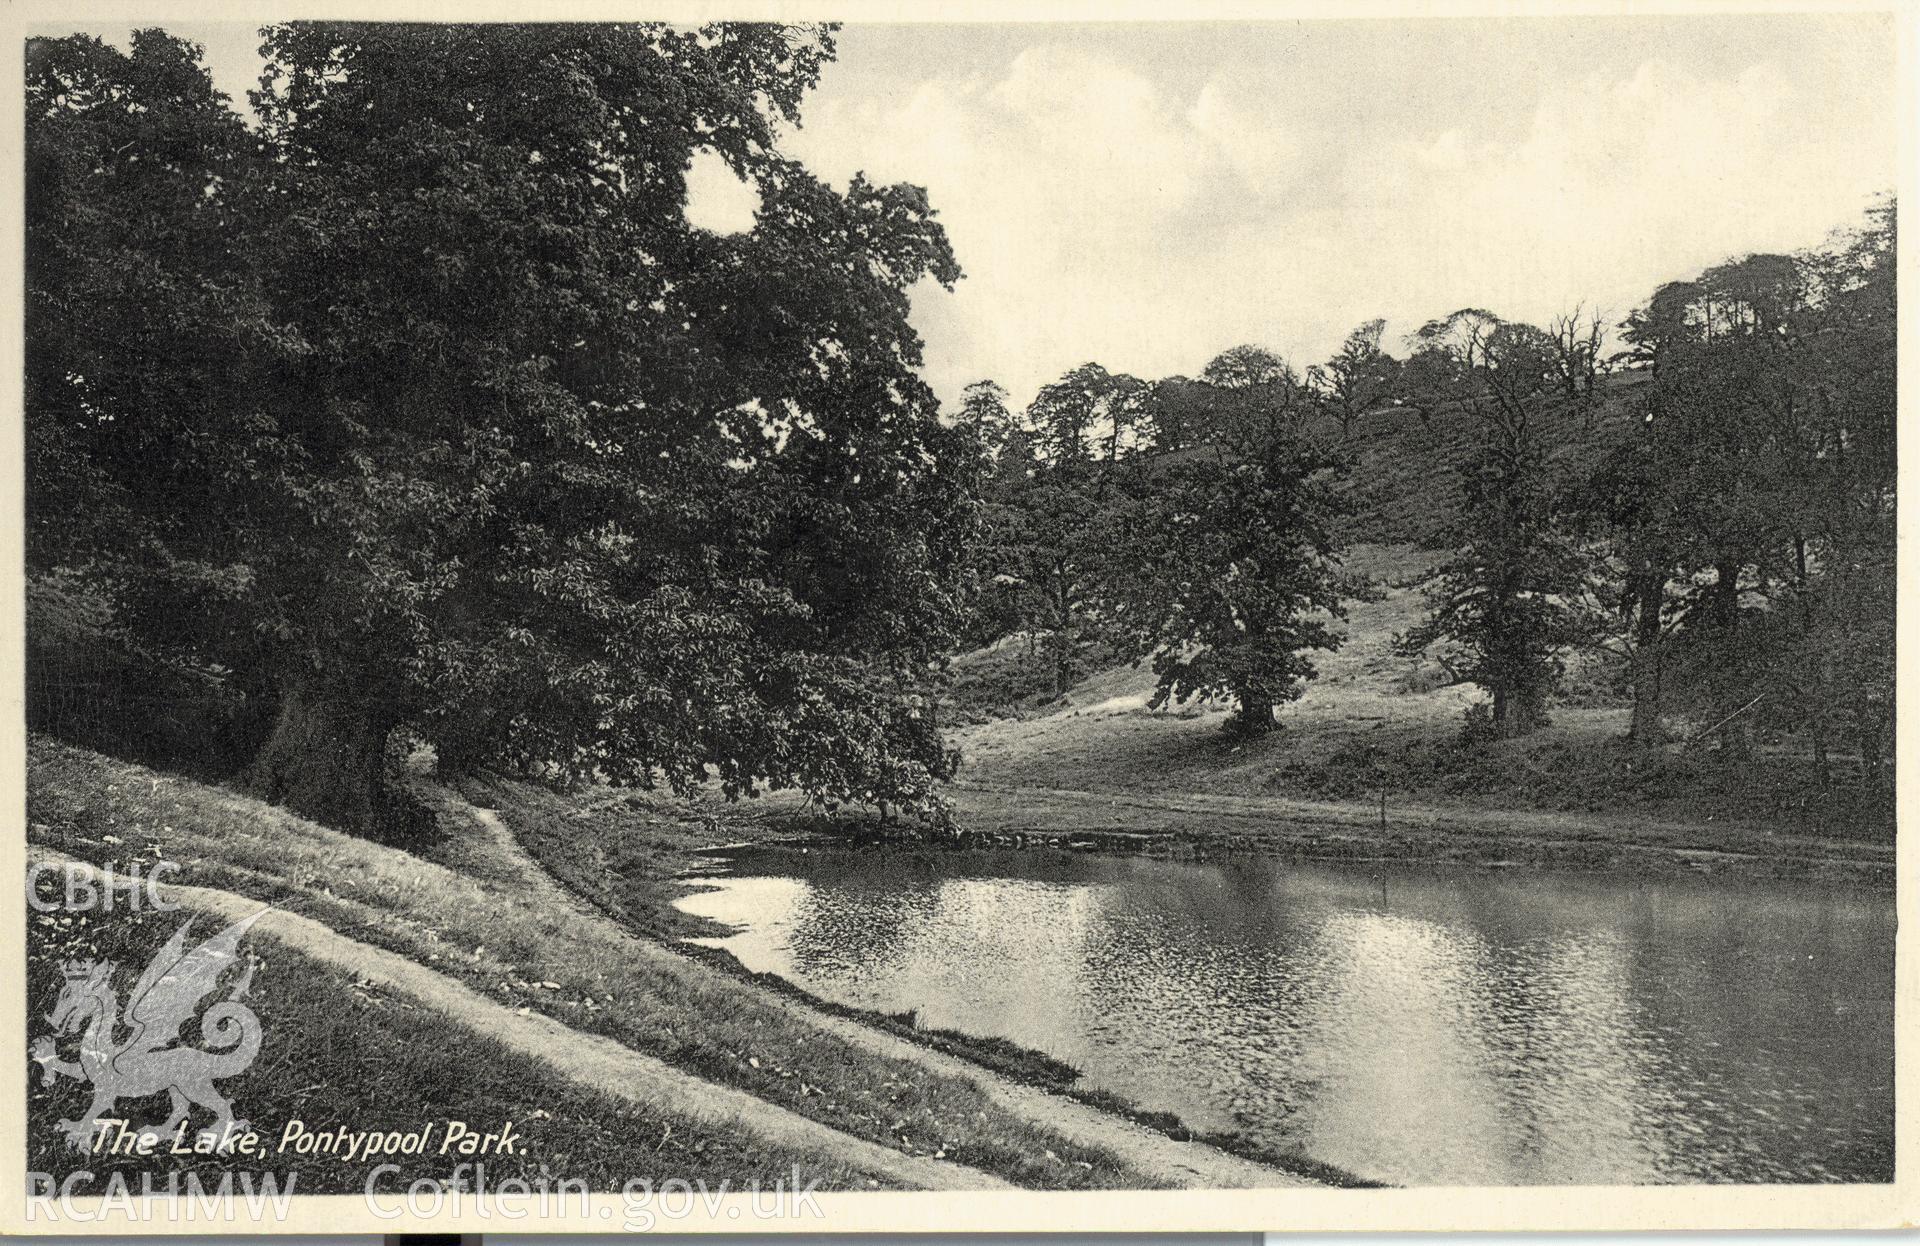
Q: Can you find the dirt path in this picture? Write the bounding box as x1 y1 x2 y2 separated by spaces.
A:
428 790 597 911
447 795 1322 1189
33 851 1010 1193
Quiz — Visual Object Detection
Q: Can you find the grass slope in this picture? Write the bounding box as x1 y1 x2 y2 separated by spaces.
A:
950 542 1891 849
28 894 886 1193
25 737 1162 1191
1335 371 1646 545
474 776 1081 1082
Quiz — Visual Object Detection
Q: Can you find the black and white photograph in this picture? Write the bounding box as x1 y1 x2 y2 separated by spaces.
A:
8 2 1910 1234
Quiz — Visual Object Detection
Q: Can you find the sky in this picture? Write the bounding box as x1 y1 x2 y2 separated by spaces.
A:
50 15 1898 411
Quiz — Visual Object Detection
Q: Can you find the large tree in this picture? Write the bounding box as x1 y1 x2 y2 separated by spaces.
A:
26 31 292 770
1595 205 1895 781
1105 352 1352 737
27 24 976 834
1395 310 1593 738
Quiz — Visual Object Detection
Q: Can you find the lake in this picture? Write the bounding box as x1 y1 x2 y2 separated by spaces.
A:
676 845 1894 1187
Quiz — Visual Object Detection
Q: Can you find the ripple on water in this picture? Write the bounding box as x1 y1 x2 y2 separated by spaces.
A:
675 848 1894 1186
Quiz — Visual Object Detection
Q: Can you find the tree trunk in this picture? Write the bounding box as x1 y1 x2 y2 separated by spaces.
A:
1490 678 1547 739
1854 696 1890 794
1710 559 1741 629
1627 655 1662 745
1705 560 1749 764
243 685 411 839
1498 695 1544 739
1627 570 1666 746
1049 570 1075 700
1227 690 1278 738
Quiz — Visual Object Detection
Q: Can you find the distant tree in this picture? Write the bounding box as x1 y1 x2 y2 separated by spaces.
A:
1610 254 1810 749
1794 201 1895 787
1144 375 1208 452
1574 436 1686 747
1395 308 1502 415
961 363 1148 699
1307 318 1396 438
955 380 1019 461
950 379 1029 647
1615 280 1703 378
1197 345 1320 450
1547 305 1606 404
1396 309 1592 738
1028 362 1151 466
1596 206 1895 784
1017 475 1112 700
1105 357 1352 737
1399 447 1594 740
1200 344 1291 390
1590 275 1744 750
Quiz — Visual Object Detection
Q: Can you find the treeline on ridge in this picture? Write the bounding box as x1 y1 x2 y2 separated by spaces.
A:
953 203 1894 796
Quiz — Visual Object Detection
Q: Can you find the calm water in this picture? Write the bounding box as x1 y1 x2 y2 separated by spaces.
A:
677 846 1894 1187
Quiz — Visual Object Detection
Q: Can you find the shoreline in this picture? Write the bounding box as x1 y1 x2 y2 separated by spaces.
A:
477 777 1364 1187
761 781 1895 890
26 738 1194 1193
27 737 1893 1196
454 779 1346 1189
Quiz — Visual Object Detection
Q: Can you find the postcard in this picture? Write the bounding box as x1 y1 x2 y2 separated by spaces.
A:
5 0 1912 1233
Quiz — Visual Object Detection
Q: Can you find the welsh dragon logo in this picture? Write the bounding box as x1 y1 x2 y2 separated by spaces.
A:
32 910 268 1152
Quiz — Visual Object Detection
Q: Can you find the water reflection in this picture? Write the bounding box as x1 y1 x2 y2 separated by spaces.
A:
677 848 1893 1186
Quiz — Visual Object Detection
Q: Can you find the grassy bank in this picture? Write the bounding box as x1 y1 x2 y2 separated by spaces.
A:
943 784 1892 887
477 775 1081 1083
480 775 1378 1188
28 896 886 1192
942 542 1892 876
25 737 1161 1191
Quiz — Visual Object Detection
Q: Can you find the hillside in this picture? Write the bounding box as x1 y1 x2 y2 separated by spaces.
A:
1334 370 1647 545
947 541 1891 850
26 736 1330 1197
945 361 1897 849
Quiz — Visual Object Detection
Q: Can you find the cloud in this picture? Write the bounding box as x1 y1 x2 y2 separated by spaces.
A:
1187 80 1307 196
1326 56 1889 340
44 18 1891 415
774 23 1894 409
1414 129 1472 172
785 45 1308 404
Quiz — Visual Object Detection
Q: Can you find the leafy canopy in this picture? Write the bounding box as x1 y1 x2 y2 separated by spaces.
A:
27 23 975 824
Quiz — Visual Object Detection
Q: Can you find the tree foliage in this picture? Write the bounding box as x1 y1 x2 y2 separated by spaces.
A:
1105 357 1351 736
27 24 976 833
1307 319 1396 437
1592 201 1895 784
974 367 1142 697
1396 309 1594 738
968 348 1354 730
28 29 1894 825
